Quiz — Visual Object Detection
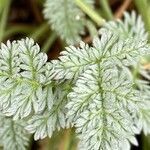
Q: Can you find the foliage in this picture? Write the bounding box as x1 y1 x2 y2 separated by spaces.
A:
43 0 93 44
0 11 150 150
0 114 30 150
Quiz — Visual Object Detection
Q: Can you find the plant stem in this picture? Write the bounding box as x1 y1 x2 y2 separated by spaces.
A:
0 0 7 14
75 0 106 26
30 23 50 41
133 62 140 84
115 0 132 19
134 0 150 39
142 134 150 150
86 20 98 38
42 32 57 53
4 25 35 39
100 0 113 20
63 129 76 150
0 0 11 42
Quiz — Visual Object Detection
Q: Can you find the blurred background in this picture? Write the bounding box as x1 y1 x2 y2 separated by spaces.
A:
0 0 150 149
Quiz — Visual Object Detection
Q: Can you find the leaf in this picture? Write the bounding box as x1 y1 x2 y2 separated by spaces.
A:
0 38 54 119
0 114 30 150
43 0 93 44
26 81 72 140
103 11 148 41
66 65 140 150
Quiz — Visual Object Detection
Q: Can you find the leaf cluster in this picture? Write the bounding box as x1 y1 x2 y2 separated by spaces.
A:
0 12 150 150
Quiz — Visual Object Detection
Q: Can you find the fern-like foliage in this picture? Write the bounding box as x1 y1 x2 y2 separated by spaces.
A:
0 39 54 120
43 0 93 44
52 12 150 150
0 12 150 150
103 11 148 40
132 65 150 135
0 114 30 150
53 28 148 80
103 11 150 137
67 65 141 150
26 81 72 140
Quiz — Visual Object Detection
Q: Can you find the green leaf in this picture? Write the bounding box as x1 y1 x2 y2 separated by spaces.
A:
43 0 93 44
0 114 30 150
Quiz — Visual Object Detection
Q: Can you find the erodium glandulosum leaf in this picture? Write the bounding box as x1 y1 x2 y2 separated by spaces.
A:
0 12 150 150
44 0 93 44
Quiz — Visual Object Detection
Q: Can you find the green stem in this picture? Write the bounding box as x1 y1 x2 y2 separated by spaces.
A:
75 0 105 26
134 0 150 39
64 129 71 150
64 129 76 150
0 0 11 42
42 32 57 53
86 20 98 38
142 134 150 150
132 62 140 86
4 25 35 39
0 0 7 14
30 23 49 41
100 0 113 20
